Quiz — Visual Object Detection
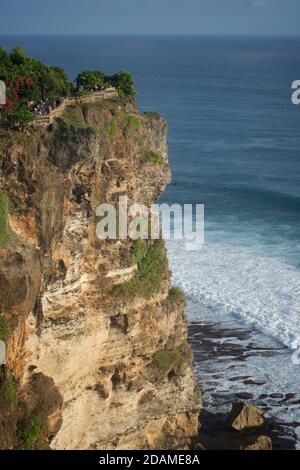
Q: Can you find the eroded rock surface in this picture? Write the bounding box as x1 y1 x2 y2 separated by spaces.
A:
226 402 265 431
241 435 272 451
0 99 201 449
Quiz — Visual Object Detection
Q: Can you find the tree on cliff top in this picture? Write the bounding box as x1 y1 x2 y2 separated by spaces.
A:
76 70 106 91
108 71 136 99
0 46 73 110
0 45 137 120
75 69 136 100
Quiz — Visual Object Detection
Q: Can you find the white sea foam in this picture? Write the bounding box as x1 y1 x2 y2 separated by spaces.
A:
166 236 300 351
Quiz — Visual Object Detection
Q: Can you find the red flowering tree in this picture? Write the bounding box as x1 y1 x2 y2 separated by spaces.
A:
5 75 33 110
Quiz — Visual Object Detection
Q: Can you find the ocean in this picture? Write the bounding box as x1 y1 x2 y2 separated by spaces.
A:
1 34 300 443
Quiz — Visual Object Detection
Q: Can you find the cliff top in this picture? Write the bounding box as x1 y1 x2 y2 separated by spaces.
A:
0 46 136 126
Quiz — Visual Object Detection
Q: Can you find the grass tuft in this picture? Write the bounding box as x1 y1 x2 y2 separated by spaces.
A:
0 193 11 247
144 150 165 166
0 315 9 343
116 109 140 132
167 287 186 305
106 117 117 137
152 348 181 374
17 417 44 450
0 370 18 408
112 239 168 300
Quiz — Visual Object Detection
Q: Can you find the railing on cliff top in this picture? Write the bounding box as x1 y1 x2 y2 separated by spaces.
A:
0 87 118 128
33 87 118 126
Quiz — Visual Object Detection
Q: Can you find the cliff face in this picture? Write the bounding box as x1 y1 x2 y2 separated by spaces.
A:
0 98 201 450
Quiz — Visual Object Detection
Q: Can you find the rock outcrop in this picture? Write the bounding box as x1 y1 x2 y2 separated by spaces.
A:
241 435 272 451
226 402 265 431
195 402 273 450
0 98 201 449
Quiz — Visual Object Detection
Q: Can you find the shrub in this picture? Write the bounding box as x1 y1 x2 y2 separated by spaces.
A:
0 46 73 114
167 287 186 305
116 109 140 132
131 238 148 264
75 69 136 100
106 117 117 137
152 348 181 374
11 109 35 123
17 417 44 450
144 150 165 166
0 315 9 343
0 192 10 247
5 371 17 407
76 70 106 90
112 239 168 300
109 70 136 100
127 115 140 131
0 370 17 408
9 47 26 66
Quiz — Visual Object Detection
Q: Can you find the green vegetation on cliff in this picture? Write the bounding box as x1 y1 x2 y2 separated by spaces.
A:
0 46 72 109
10 108 35 123
0 192 10 247
106 110 140 138
0 315 9 343
106 117 117 137
0 46 136 123
167 287 186 305
131 238 149 264
144 150 165 166
17 417 44 450
112 238 168 300
76 69 136 100
109 71 136 100
152 348 182 374
75 70 106 91
116 109 140 131
0 371 17 408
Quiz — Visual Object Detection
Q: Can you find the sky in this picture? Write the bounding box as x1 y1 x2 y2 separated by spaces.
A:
0 0 299 36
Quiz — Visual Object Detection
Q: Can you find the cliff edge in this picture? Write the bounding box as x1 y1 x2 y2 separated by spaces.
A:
0 97 201 449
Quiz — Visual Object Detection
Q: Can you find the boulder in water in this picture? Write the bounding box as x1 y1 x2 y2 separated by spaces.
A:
241 435 272 451
226 402 265 431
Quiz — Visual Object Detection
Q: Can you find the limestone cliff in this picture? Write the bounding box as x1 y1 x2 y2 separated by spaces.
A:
0 98 201 450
